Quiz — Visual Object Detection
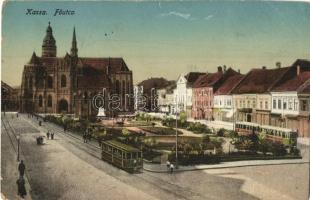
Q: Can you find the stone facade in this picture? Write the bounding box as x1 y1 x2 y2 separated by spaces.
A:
20 23 133 119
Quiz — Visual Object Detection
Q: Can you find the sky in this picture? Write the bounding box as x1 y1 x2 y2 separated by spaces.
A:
2 1 310 86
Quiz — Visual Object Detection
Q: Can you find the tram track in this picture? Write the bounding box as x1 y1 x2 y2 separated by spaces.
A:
19 113 209 200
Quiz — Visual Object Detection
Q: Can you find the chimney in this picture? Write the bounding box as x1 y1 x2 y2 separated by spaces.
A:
217 66 223 72
223 65 227 72
262 66 266 70
276 62 281 68
297 65 301 76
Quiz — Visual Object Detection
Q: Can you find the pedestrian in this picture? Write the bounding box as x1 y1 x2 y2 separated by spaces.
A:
16 176 27 198
166 160 170 170
46 131 50 139
18 160 26 177
51 132 54 140
83 133 86 143
170 163 174 174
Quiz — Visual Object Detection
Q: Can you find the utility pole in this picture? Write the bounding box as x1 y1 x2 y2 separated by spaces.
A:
175 95 178 169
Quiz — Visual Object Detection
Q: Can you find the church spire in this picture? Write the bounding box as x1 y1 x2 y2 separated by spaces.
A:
70 26 78 57
42 22 57 57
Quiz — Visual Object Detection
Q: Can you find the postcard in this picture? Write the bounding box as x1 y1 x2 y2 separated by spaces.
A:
1 1 310 200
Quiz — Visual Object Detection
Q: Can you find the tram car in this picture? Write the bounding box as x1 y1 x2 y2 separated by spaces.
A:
101 140 143 173
235 121 298 146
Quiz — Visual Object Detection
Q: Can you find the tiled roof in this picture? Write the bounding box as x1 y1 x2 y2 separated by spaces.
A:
232 67 289 94
214 74 244 95
185 72 206 86
79 57 130 73
192 71 223 88
271 59 310 92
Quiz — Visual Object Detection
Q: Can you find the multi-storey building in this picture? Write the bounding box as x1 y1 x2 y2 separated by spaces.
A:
157 82 176 114
231 66 288 123
174 72 205 118
213 71 244 122
270 59 310 137
20 22 134 119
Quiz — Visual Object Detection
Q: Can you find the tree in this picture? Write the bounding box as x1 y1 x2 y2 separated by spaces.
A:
183 143 193 157
179 111 187 127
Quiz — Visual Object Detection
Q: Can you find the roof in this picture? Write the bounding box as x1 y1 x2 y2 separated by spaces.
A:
185 72 206 86
192 72 223 88
79 57 130 73
232 67 289 94
271 59 310 92
102 140 141 152
214 74 244 95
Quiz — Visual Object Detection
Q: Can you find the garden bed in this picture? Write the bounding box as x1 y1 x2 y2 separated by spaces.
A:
140 127 183 135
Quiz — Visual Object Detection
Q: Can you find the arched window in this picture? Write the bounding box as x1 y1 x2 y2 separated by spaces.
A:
47 76 53 88
127 81 130 94
29 76 33 89
61 75 66 87
39 95 43 107
48 95 52 107
122 80 126 94
115 80 120 94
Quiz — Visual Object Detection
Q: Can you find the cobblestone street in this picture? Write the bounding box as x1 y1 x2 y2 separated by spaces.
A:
1 113 309 200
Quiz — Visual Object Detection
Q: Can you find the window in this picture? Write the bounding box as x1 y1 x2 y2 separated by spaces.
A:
116 80 120 94
301 100 308 111
48 95 52 107
29 76 33 89
265 101 268 110
294 99 298 110
39 95 43 107
47 76 53 88
61 75 66 87
260 101 263 109
252 100 256 108
283 101 287 110
278 99 281 109
288 99 293 110
273 99 276 109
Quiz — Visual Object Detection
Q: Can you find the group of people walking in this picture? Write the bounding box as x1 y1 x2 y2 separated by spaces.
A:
46 131 55 140
16 160 27 198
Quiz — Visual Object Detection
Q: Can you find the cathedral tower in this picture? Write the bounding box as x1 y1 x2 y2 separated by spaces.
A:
42 22 57 57
70 27 78 57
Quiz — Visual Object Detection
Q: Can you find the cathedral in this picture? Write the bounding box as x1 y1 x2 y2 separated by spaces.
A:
20 22 134 119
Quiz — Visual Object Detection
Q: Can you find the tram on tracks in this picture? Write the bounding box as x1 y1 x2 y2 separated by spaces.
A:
101 140 143 173
235 121 298 146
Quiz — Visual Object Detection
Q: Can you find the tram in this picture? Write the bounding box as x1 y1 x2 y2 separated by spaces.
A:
101 140 143 173
235 121 298 146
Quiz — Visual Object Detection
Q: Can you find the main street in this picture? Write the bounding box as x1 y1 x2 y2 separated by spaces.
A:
1 112 309 200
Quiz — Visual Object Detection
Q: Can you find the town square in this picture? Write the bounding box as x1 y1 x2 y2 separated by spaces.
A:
1 1 310 200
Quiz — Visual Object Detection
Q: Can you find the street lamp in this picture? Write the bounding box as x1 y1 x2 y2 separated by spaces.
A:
175 95 179 169
16 135 20 162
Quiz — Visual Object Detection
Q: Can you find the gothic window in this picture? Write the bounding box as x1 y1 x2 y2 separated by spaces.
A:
61 75 66 87
48 95 52 107
39 95 43 107
47 76 53 88
127 81 130 94
122 80 126 95
116 80 120 94
29 76 33 89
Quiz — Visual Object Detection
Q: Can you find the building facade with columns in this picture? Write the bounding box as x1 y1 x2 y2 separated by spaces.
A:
20 23 133 119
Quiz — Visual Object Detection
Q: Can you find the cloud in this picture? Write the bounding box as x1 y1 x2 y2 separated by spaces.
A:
204 14 214 20
160 11 192 20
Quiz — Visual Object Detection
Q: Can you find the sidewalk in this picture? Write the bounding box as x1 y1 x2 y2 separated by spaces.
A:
143 157 309 173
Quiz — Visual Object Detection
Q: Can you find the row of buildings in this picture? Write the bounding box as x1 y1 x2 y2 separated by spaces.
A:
144 60 310 137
